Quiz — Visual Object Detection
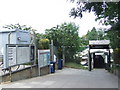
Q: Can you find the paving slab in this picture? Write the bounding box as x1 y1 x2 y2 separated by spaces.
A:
0 68 118 89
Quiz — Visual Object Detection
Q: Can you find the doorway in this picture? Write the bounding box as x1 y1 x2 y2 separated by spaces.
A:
93 55 105 68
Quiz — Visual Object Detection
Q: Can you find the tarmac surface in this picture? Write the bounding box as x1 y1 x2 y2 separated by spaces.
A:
0 68 118 88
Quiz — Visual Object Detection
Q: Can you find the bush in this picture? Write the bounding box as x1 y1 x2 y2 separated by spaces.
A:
74 57 82 64
113 48 120 64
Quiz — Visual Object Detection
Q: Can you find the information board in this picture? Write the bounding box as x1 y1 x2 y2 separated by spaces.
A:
38 49 50 68
7 47 17 66
17 47 30 64
6 44 35 68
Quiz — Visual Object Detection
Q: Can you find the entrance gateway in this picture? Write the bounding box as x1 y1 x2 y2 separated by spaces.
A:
88 40 110 71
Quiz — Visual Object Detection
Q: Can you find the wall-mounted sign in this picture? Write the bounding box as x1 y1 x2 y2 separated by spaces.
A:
89 40 110 45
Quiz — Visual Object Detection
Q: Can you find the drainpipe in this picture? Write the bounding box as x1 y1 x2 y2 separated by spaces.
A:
8 32 12 44
33 30 36 65
8 32 12 82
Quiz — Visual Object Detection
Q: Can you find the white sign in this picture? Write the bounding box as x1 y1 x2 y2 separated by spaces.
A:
89 40 110 45
95 53 104 55
17 47 30 64
8 47 17 66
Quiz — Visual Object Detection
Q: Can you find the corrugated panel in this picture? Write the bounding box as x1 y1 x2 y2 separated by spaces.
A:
16 30 31 44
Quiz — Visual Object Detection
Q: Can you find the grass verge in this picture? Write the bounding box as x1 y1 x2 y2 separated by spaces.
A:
65 62 88 70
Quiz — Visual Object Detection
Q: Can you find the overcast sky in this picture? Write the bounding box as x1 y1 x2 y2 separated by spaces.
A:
0 0 110 36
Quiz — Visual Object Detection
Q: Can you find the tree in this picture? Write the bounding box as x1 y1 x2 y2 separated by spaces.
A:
36 33 50 49
86 27 98 40
78 27 106 52
39 39 50 49
3 23 32 30
69 1 120 49
81 27 106 41
45 22 80 62
69 1 120 64
97 28 105 40
70 2 120 25
86 27 105 40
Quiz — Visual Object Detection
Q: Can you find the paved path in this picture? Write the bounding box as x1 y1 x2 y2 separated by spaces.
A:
0 68 118 88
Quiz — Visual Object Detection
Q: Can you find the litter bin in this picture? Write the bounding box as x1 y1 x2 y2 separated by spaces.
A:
58 59 63 70
50 61 55 73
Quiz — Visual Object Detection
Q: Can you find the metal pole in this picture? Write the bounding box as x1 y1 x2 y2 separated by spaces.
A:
33 30 36 65
62 46 65 66
38 50 40 76
108 49 111 70
62 32 65 66
50 40 54 61
88 47 92 71
9 67 12 82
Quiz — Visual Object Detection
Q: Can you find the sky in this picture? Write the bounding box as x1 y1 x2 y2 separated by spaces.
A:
0 0 110 36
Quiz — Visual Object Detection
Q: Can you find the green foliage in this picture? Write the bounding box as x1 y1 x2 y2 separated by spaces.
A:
3 23 32 30
79 36 88 51
86 27 98 40
36 33 49 49
106 22 120 49
79 27 107 51
97 29 105 40
39 39 50 49
113 49 120 64
70 2 119 25
86 27 105 40
69 1 120 49
74 56 82 64
65 62 88 70
76 27 107 52
45 22 80 62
